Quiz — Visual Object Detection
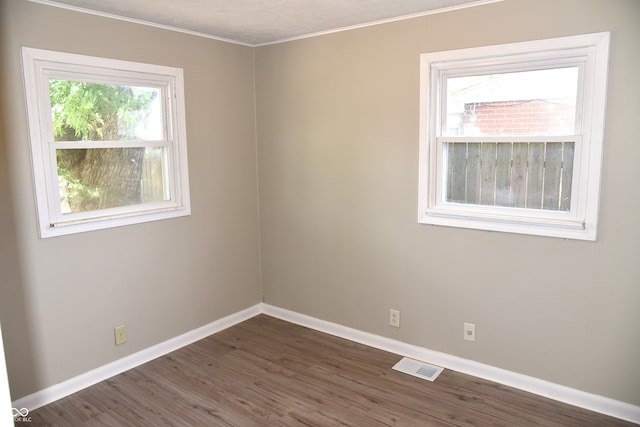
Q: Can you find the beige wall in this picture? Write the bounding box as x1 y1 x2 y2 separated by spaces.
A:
0 0 262 398
1 0 639 409
255 0 640 406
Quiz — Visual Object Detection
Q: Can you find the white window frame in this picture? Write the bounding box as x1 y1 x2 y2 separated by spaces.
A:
22 47 191 238
417 32 610 240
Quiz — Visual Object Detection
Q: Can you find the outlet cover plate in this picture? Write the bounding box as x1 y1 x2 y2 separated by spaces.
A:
464 322 476 342
389 309 400 328
114 325 127 345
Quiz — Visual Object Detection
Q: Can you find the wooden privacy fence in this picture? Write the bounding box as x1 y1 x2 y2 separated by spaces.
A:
445 141 574 211
141 147 167 204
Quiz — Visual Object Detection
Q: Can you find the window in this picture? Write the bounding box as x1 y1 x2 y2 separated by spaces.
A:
418 33 610 240
22 48 191 238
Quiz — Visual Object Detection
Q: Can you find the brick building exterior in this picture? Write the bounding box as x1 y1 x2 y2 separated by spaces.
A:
462 99 575 136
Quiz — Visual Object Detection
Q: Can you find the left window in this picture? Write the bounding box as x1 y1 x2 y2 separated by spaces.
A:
22 48 191 238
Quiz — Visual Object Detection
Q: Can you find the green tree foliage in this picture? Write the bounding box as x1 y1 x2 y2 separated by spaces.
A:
50 80 155 141
49 80 156 212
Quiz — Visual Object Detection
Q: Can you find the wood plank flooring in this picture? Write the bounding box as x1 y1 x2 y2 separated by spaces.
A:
28 315 635 426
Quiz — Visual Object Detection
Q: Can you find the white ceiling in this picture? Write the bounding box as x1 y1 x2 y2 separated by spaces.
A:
34 0 496 46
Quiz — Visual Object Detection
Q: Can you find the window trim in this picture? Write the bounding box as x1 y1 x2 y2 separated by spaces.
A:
22 47 191 238
417 32 610 240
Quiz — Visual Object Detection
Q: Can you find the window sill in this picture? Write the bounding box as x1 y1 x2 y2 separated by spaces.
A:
42 206 190 238
419 210 595 241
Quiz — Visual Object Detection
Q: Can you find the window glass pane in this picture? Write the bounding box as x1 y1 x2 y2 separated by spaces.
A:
49 80 163 141
445 141 574 211
57 147 169 213
445 67 579 136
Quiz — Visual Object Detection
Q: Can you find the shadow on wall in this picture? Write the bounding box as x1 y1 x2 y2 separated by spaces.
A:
0 40 40 401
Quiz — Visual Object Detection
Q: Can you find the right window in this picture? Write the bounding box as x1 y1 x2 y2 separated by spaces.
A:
418 32 610 240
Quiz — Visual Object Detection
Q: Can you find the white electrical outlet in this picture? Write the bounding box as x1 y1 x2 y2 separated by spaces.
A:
114 325 127 345
464 322 476 342
389 309 400 328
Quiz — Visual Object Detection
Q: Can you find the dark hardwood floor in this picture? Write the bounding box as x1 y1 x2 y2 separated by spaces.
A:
28 315 635 426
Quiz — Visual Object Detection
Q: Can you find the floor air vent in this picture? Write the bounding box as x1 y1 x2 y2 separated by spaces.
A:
392 357 444 382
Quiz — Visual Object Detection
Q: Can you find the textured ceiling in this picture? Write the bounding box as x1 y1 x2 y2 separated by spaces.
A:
35 0 496 46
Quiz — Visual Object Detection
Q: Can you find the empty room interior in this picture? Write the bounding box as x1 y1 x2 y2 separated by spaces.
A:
1 0 639 425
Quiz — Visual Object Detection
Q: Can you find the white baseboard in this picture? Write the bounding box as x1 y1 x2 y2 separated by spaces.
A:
262 303 640 425
12 304 262 412
13 302 640 424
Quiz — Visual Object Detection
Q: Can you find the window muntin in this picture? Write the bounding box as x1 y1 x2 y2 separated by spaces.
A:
418 33 610 240
439 67 581 212
22 48 191 238
48 78 171 216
